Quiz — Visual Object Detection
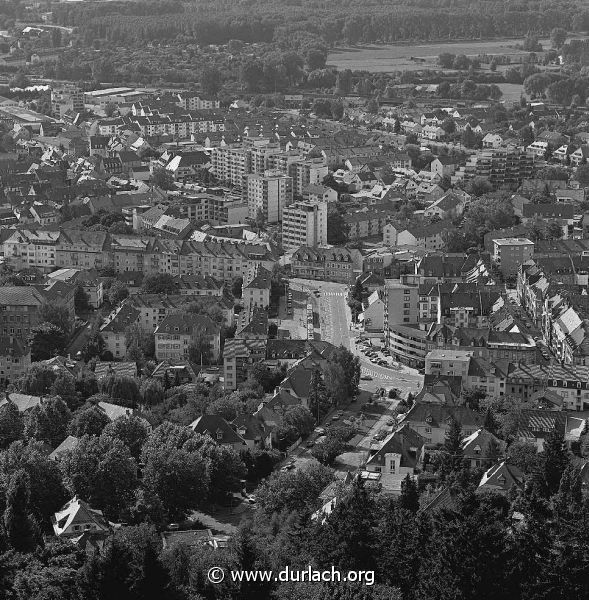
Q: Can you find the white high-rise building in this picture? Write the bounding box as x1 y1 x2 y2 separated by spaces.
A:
246 170 293 224
281 201 327 251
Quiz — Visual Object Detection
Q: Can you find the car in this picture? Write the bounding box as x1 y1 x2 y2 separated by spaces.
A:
387 418 395 426
246 496 257 504
314 427 326 435
360 375 373 380
331 415 340 421
306 440 315 448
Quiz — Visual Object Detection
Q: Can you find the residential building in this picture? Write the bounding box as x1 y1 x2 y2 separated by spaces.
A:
154 314 221 362
401 401 483 446
281 200 327 251
223 338 267 391
189 414 247 452
364 424 425 494
492 238 534 276
478 462 524 494
246 171 293 223
288 159 329 197
291 246 363 284
363 290 386 332
0 286 45 340
423 191 467 220
383 279 419 333
396 221 448 251
425 349 473 378
52 497 110 540
242 263 272 313
303 184 337 204
344 210 392 240
100 304 141 359
461 428 506 469
0 336 31 386
388 323 429 367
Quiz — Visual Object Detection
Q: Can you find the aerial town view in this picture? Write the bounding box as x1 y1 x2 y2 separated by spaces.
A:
0 0 588 598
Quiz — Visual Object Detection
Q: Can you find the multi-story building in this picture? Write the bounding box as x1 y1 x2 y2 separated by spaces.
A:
0 336 31 386
425 349 473 378
452 148 534 189
154 314 221 362
223 338 267 391
492 238 534 276
100 304 141 359
246 171 293 223
388 323 429 368
175 93 221 110
0 287 45 340
288 159 329 197
281 201 327 251
242 263 272 314
383 278 419 334
291 246 363 284
51 85 84 118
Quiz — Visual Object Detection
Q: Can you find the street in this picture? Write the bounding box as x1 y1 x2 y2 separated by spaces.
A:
289 278 423 397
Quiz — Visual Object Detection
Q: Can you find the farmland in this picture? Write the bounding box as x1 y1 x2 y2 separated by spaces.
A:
327 36 570 73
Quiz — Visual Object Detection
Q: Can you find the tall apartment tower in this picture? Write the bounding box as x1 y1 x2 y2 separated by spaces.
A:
281 201 327 251
246 170 293 224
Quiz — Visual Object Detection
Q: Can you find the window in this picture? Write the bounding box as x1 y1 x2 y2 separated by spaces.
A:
425 427 431 433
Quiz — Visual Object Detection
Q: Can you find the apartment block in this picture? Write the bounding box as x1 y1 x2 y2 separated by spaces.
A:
281 201 327 251
246 171 293 223
51 85 84 118
492 238 534 276
383 279 419 334
288 159 329 197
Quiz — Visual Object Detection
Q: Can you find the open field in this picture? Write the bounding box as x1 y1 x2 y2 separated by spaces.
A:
327 35 585 73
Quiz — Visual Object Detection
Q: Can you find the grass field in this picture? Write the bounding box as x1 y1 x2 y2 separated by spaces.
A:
327 35 583 73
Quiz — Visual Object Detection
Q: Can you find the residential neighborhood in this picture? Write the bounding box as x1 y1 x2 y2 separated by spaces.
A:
0 4 588 599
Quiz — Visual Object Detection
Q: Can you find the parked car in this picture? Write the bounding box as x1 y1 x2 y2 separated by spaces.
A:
306 440 315 448
360 375 373 380
314 427 325 435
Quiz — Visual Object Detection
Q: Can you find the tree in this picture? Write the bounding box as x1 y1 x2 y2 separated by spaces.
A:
141 273 177 294
17 363 57 395
188 329 212 366
60 434 138 519
100 374 141 407
141 423 210 521
399 474 419 513
9 71 31 89
140 378 164 406
39 303 71 334
29 323 68 361
306 48 327 70
542 429 569 496
101 415 149 461
0 440 67 529
444 417 463 469
231 276 243 299
126 323 155 359
438 53 456 68
254 207 266 231
207 393 243 421
151 167 175 190
104 101 117 117
467 176 493 197
576 164 589 185
0 400 24 449
550 27 567 49
68 404 110 437
74 284 90 312
323 362 347 406
24 397 71 447
280 405 315 441
308 369 330 421
329 346 361 398
256 460 334 514
546 221 563 240
461 125 479 149
3 469 41 552
107 281 129 305
553 463 582 522
51 374 80 410
313 478 375 571
200 66 222 96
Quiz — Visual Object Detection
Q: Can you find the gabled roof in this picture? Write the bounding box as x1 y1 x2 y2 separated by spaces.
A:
478 461 523 493
49 435 79 460
189 414 246 445
52 496 110 537
94 361 138 381
154 314 220 336
402 401 483 429
460 428 506 458
366 424 424 468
